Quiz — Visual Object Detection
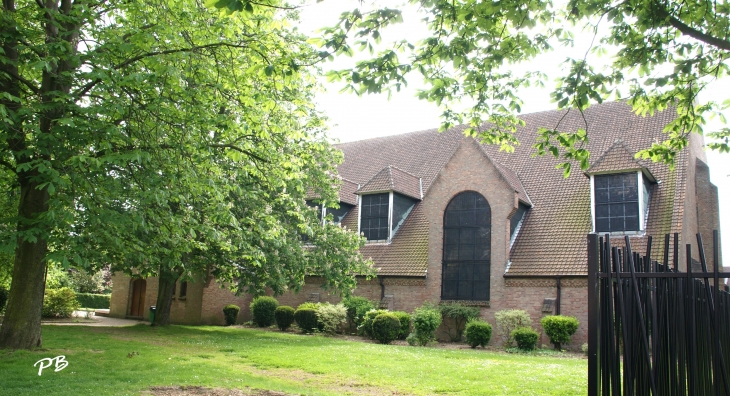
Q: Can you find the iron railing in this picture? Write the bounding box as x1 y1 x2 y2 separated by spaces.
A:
587 231 730 396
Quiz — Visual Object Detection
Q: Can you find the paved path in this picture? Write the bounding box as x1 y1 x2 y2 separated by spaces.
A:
42 312 147 327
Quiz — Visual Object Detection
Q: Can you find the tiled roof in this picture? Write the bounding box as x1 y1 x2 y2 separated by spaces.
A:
585 140 655 181
338 178 359 206
337 102 685 277
356 166 422 200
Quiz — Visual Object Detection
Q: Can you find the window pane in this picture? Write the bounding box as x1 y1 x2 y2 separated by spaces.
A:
473 281 489 300
595 204 609 218
361 193 389 240
596 218 610 232
595 188 609 203
442 192 492 301
610 217 624 231
609 204 624 217
594 173 641 232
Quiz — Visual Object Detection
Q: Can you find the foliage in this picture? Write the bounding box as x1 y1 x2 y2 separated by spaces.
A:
294 308 319 334
0 0 373 348
541 315 580 350
301 0 730 168
371 313 401 344
75 293 111 309
465 320 493 348
0 286 8 314
511 327 539 351
222 304 241 326
296 302 322 311
250 296 279 327
42 288 80 318
274 306 295 331
341 296 376 331
582 343 589 355
438 302 480 342
359 309 389 338
409 304 442 346
495 309 533 347
315 303 347 335
391 311 412 340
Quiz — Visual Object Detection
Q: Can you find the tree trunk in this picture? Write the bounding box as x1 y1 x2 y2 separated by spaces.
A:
153 265 182 326
0 178 50 349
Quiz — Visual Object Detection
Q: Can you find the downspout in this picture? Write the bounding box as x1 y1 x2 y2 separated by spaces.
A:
378 276 385 301
556 277 562 315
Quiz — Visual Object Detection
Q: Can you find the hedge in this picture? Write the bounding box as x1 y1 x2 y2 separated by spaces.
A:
75 293 111 309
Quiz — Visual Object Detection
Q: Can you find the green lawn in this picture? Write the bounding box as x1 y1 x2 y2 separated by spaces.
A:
0 325 586 395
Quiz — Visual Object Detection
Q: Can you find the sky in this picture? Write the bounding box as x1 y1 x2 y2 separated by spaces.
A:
297 1 730 265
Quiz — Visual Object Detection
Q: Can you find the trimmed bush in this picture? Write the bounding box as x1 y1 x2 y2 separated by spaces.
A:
541 315 579 350
359 309 389 338
0 286 8 314
222 304 240 326
342 296 375 331
372 313 401 344
294 308 319 333
439 302 480 342
391 311 411 340
409 304 442 346
274 306 295 331
42 287 79 318
250 296 278 327
494 309 532 347
465 320 492 348
297 302 321 310
75 293 111 309
316 303 347 335
511 327 539 351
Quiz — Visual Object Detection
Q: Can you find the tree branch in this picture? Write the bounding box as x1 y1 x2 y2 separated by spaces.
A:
654 3 730 51
2 68 41 95
72 41 254 99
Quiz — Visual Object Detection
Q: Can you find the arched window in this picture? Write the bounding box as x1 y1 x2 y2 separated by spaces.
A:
442 191 491 300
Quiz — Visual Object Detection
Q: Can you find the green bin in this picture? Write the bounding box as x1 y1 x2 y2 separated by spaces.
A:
149 306 156 323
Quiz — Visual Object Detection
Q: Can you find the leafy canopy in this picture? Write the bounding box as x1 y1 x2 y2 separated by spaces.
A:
219 0 730 173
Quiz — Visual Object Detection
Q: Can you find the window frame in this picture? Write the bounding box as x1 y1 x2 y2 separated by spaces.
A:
358 192 391 242
440 191 491 302
590 171 649 234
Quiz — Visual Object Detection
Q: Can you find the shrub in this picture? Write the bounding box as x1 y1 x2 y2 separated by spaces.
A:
297 302 321 310
541 315 579 350
294 308 319 333
75 293 111 309
494 309 532 347
391 311 411 340
582 343 589 355
465 320 492 348
511 327 539 351
410 304 442 346
0 286 8 314
222 304 240 326
274 306 295 331
439 302 480 342
250 296 278 327
341 296 375 331
359 309 389 338
316 303 347 335
372 313 401 344
42 288 79 318
406 332 419 346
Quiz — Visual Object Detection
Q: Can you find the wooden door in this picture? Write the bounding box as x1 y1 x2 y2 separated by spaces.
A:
130 279 146 317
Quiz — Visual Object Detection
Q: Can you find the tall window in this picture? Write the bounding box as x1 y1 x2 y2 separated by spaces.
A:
442 191 491 301
361 193 389 240
594 173 640 232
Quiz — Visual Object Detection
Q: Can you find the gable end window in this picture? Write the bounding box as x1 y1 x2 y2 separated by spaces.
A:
361 193 389 241
593 172 650 233
441 191 491 301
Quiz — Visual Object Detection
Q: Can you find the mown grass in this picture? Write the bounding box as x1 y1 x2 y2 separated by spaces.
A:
0 325 586 395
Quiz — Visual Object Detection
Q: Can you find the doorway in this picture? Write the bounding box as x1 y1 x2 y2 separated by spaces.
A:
129 279 146 317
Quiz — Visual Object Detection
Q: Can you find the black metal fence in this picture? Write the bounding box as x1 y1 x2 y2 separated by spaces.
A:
587 231 730 396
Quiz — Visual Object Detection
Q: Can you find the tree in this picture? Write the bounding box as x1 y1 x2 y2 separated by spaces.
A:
0 0 370 348
285 0 728 172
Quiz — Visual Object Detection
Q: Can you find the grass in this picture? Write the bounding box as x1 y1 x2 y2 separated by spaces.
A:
0 325 587 395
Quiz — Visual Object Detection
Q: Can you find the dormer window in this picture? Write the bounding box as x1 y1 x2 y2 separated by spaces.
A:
592 172 651 233
360 193 390 241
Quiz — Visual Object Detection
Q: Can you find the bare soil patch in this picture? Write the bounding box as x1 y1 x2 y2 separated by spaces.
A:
145 386 292 396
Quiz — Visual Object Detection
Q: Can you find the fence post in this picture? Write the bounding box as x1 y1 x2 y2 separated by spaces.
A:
587 233 600 396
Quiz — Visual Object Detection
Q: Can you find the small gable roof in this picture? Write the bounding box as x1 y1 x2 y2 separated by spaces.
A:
338 178 359 206
585 140 656 182
356 165 422 200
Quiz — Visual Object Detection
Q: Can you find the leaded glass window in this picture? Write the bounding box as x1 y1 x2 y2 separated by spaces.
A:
442 191 491 301
361 193 389 241
594 173 640 232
